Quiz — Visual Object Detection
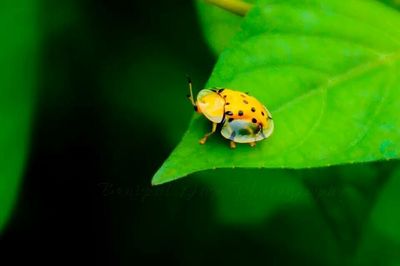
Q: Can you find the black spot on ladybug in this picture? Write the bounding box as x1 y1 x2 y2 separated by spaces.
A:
225 111 233 116
251 107 256 112
240 94 246 98
238 110 243 116
252 118 257 123
243 100 248 104
223 95 227 98
218 88 225 93
261 111 265 116
228 118 234 122
225 102 230 105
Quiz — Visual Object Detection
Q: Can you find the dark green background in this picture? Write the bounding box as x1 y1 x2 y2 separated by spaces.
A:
1 0 400 265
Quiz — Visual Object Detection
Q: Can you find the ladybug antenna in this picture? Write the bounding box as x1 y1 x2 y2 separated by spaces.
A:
186 76 196 106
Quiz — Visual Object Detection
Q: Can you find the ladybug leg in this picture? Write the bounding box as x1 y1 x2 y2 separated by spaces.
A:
230 141 236 149
199 122 217 144
249 141 256 147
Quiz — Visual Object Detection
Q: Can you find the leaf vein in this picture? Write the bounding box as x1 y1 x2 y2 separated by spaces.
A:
273 51 400 114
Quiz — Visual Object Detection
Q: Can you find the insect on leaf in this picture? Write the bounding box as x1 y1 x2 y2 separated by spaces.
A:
153 0 400 185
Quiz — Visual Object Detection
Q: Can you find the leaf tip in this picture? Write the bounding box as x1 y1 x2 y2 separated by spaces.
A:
151 165 182 186
151 171 166 186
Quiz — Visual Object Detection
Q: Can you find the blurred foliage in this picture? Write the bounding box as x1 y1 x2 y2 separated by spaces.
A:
0 0 38 233
370 167 400 244
154 0 400 185
103 48 193 146
380 0 400 9
196 0 255 54
354 165 400 265
200 169 311 224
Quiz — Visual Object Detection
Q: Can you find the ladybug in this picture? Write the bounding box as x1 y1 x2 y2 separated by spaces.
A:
187 78 274 148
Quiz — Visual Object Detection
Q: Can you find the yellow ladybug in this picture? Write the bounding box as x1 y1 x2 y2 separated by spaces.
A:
187 78 274 148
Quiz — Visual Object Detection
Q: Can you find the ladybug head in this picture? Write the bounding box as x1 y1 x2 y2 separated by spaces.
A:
195 89 225 123
187 78 224 123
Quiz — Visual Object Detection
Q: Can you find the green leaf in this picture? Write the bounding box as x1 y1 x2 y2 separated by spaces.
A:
153 0 400 185
196 0 254 54
0 1 38 232
197 0 400 54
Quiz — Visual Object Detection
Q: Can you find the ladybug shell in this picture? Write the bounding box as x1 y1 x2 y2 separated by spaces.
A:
218 89 273 143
